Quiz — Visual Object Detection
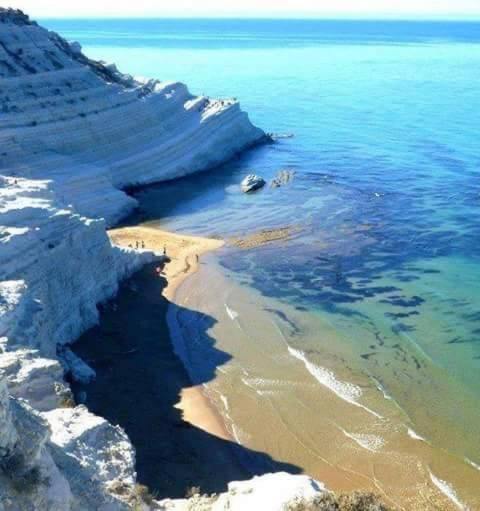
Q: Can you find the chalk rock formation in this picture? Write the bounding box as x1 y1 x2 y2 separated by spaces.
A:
159 472 327 510
241 174 266 193
0 7 265 225
0 348 68 411
0 8 322 510
43 406 137 510
0 378 74 511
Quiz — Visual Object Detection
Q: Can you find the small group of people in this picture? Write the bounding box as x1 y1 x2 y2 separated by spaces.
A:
126 241 169 257
127 240 146 249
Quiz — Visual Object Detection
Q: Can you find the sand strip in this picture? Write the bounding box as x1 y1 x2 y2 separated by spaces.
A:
108 225 229 440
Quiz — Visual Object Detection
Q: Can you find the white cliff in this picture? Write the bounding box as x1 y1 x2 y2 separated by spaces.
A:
159 473 327 511
0 9 265 225
0 8 326 510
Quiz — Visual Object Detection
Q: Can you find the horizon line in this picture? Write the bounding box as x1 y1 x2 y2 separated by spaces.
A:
37 14 480 22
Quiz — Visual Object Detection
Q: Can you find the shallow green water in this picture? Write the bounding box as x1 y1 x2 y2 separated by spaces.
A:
45 18 480 504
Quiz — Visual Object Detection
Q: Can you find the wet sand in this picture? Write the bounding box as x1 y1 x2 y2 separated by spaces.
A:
72 226 299 498
172 260 480 510
71 224 480 508
109 225 224 301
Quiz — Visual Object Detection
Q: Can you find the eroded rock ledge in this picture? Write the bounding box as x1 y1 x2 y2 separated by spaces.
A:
0 9 326 510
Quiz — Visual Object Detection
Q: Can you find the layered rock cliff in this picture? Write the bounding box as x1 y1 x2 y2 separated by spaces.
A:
0 8 325 510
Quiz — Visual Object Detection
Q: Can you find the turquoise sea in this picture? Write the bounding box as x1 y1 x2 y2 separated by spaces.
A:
45 19 480 507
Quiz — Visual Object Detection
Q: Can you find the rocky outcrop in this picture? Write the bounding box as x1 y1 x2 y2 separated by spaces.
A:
0 378 74 511
43 406 137 510
270 169 295 188
0 8 325 510
0 7 265 225
159 473 326 510
240 174 266 193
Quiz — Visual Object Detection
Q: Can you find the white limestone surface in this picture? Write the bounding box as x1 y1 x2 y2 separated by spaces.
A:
0 10 265 225
0 9 326 511
43 405 136 510
0 379 74 511
158 473 327 511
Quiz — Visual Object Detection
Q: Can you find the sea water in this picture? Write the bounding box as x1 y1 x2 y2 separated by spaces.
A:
43 18 480 508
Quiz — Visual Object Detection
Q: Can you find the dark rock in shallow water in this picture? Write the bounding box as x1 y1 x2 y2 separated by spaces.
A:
270 169 296 188
241 174 266 193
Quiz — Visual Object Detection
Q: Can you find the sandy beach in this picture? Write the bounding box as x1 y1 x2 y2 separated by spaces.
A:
108 225 230 440
109 226 224 301
71 224 300 497
71 226 262 497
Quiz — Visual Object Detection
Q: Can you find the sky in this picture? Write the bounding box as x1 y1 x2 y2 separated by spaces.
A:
9 0 480 19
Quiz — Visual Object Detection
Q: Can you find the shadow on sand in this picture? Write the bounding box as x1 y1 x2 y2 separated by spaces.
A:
71 262 300 499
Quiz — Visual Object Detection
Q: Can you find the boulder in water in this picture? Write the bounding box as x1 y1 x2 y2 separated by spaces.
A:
271 169 295 188
241 174 266 193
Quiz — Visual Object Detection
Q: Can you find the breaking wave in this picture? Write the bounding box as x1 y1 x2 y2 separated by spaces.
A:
287 347 383 419
225 303 239 320
220 394 229 412
371 376 393 401
407 428 426 442
429 471 466 510
338 427 385 452
465 457 480 471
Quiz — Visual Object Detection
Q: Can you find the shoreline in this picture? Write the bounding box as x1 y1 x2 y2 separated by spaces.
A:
72 223 303 498
108 225 231 441
170 258 480 510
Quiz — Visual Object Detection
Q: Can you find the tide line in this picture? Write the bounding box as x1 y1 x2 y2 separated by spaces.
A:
429 471 467 511
337 425 385 453
287 346 383 420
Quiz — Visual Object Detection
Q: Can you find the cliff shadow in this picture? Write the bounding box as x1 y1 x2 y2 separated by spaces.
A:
121 143 273 229
70 262 300 499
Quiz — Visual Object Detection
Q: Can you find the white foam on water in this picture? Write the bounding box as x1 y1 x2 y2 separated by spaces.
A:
465 457 480 471
288 347 383 419
241 377 256 390
338 427 385 453
242 377 269 388
241 377 282 397
429 471 467 510
242 377 294 389
407 428 427 442
225 303 239 320
220 394 229 412
231 423 242 444
371 376 392 401
271 132 294 139
213 392 242 445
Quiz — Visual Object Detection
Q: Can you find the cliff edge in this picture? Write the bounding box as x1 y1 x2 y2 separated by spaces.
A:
0 8 326 510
